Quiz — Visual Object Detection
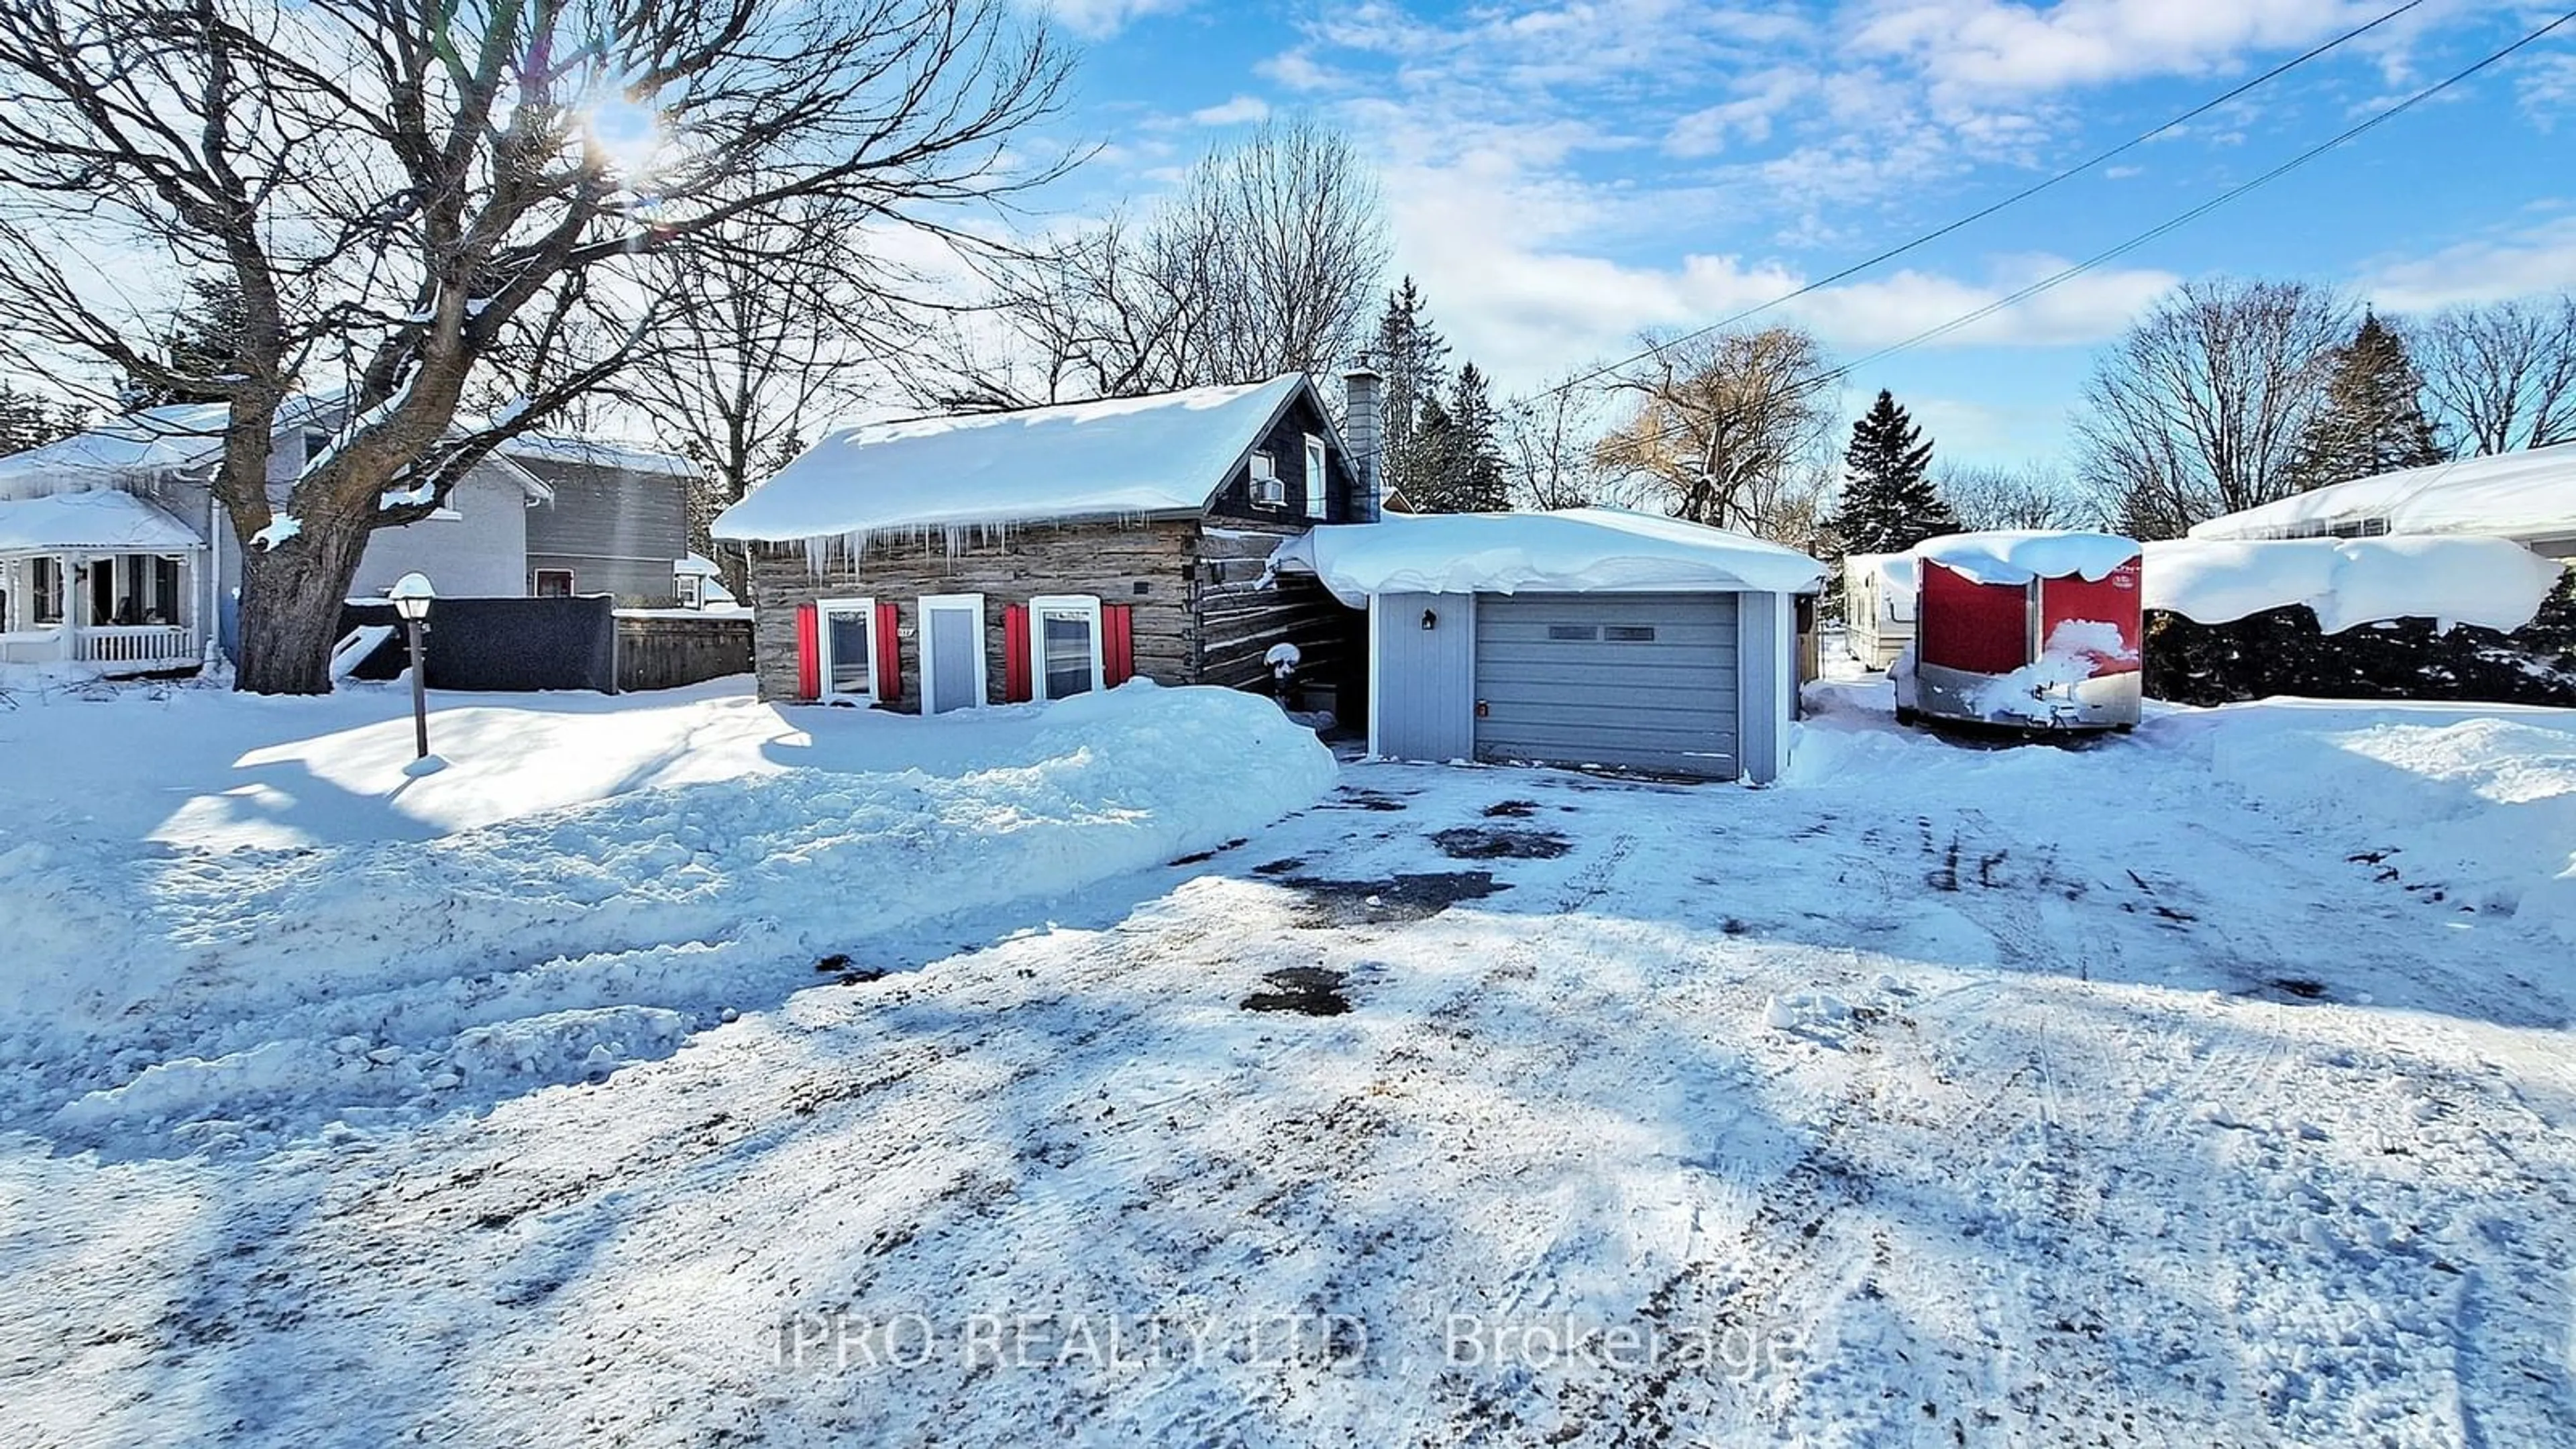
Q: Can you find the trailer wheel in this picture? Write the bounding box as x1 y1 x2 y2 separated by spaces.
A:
1894 704 1921 727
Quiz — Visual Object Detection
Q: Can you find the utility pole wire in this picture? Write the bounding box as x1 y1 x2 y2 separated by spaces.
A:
1594 4 2576 479
1529 0 2433 409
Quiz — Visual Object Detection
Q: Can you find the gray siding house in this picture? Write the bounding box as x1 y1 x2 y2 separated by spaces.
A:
500 436 698 603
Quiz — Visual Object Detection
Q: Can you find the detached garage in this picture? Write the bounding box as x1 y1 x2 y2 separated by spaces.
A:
1273 508 1823 782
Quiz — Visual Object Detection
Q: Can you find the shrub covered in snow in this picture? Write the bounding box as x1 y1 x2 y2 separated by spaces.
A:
2144 573 2576 707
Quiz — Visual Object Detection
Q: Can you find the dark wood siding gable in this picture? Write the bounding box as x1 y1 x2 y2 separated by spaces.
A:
1203 387 1360 527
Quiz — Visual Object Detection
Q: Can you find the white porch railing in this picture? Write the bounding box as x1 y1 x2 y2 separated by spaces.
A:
70 625 199 669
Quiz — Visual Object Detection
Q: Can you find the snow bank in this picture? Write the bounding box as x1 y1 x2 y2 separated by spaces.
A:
1913 529 2139 586
0 683 1335 1152
713 374 1305 545
2204 702 2576 947
2144 536 2563 634
2188 441 2576 543
1276 507 1823 606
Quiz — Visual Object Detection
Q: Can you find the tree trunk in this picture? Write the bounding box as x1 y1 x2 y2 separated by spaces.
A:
233 523 374 695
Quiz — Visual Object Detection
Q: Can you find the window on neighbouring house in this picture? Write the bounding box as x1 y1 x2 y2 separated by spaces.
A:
533 569 575 598
152 556 182 624
1030 594 1102 700
1303 434 1328 520
31 557 62 625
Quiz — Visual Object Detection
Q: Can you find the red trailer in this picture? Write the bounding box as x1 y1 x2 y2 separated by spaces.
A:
1896 531 2143 733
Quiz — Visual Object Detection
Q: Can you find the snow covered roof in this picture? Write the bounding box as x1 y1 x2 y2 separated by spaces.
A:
1843 552 1919 591
711 374 1316 545
1913 530 2140 586
0 490 203 553
674 553 722 578
2187 443 2576 546
1273 508 1824 605
0 400 315 492
2143 536 2565 635
498 434 698 478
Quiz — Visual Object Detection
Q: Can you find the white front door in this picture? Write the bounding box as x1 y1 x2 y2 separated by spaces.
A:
816 596 875 703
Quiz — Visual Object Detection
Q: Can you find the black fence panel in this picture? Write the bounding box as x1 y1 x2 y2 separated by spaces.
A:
337 596 618 693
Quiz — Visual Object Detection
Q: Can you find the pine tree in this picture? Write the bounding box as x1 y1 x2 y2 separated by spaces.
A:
1828 389 1953 553
119 277 251 411
1371 276 1450 505
1404 363 1511 513
2284 312 2447 490
0 383 80 456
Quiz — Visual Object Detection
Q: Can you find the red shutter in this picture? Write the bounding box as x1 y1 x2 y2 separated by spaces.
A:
875 600 902 702
1002 604 1032 702
1103 602 1134 687
794 602 820 701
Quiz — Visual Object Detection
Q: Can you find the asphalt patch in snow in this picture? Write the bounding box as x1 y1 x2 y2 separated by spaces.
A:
1168 837 1249 866
1431 826 1572 861
1280 871 1509 926
1240 965 1350 1016
1322 788 1411 812
1481 799 1540 818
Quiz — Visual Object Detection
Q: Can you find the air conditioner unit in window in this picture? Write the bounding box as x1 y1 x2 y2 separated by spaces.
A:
1250 451 1284 506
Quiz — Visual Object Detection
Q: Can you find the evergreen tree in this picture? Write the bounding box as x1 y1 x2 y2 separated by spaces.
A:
1405 363 1511 513
0 382 80 455
1370 276 1450 505
2284 311 2447 490
119 278 250 411
1827 389 1953 553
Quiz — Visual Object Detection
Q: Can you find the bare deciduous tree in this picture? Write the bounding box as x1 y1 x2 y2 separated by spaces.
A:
931 117 1388 407
1500 373 1613 510
2074 278 2351 540
1938 463 2100 533
1594 327 1836 545
621 203 915 595
2413 294 2576 456
0 0 1069 692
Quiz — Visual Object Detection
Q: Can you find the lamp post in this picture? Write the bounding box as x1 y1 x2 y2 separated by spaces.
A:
389 572 435 761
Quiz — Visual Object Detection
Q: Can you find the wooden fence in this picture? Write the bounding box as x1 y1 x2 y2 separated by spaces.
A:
615 610 753 693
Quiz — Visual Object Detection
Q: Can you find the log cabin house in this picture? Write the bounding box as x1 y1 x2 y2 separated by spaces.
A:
712 371 1382 716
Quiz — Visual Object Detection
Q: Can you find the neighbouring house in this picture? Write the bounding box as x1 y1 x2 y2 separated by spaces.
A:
711 371 1379 714
497 435 698 603
0 403 704 678
1272 509 1822 782
2188 441 2576 560
672 553 741 612
0 399 550 676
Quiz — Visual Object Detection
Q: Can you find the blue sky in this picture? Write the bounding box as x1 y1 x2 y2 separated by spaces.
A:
1022 0 2576 470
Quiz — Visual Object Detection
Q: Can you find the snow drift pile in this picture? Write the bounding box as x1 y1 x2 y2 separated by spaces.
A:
2144 536 2563 635
1913 529 2140 586
0 684 1336 1154
1274 506 1823 606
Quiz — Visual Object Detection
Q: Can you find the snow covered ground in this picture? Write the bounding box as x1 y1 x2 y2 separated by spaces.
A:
3 673 2573 1446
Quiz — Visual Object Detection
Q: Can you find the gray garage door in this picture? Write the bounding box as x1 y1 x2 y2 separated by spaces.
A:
1473 592 1739 777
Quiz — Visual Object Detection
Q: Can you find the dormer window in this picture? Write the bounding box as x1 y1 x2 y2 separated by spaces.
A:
1249 449 1283 507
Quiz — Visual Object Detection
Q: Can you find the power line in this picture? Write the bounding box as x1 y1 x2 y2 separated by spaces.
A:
1534 0 2432 405
1603 4 2576 482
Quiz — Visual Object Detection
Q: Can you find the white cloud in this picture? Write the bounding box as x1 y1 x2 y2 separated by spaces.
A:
1257 48 1340 92
1187 95 1271 126
2359 219 2576 311
1665 67 1815 157
1041 0 1189 41
1853 0 2401 96
2521 51 2576 129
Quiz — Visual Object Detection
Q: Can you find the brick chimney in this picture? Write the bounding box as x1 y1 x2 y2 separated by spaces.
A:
1340 366 1383 522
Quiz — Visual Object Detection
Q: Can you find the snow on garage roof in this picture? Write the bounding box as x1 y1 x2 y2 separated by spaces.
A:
1273 508 1823 606
2188 443 2576 546
1913 530 2139 586
0 490 203 553
712 374 1313 547
2143 535 2563 635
